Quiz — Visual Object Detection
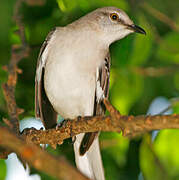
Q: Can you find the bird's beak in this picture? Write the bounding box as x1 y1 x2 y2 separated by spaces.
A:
128 24 146 35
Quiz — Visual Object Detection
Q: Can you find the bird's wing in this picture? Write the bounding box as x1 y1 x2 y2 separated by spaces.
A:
79 52 111 155
35 28 58 129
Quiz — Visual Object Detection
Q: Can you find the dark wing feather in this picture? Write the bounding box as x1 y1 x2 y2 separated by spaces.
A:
80 52 111 155
35 28 57 129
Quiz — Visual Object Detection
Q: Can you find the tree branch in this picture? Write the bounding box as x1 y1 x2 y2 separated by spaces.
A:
2 0 29 134
0 126 89 180
21 100 179 148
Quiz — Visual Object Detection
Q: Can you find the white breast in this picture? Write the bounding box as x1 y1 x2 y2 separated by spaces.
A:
44 28 106 119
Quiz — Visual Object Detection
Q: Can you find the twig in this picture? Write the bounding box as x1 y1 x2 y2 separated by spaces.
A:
13 0 26 46
26 0 46 6
2 0 29 133
132 65 179 77
0 147 12 159
141 3 179 32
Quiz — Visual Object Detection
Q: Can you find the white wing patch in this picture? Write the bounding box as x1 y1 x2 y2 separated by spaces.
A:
96 68 105 102
36 60 43 82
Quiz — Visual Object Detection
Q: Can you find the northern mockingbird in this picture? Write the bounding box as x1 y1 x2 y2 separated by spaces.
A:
35 6 146 180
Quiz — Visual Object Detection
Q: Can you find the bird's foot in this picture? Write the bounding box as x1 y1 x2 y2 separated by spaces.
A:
55 120 67 130
77 116 82 121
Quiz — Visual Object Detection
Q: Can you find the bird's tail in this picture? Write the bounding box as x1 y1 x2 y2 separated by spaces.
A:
73 133 105 180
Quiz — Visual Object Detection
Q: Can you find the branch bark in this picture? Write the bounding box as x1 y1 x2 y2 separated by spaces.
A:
0 126 89 180
22 100 179 148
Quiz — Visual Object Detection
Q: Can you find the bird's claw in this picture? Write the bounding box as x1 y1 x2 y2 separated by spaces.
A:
56 120 67 130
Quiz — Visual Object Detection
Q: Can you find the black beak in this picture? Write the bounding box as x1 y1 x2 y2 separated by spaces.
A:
128 24 146 35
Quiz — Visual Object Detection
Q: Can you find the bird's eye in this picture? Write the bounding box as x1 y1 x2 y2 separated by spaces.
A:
110 13 119 21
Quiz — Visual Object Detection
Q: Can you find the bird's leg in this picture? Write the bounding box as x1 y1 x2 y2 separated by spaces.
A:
103 98 121 117
77 115 82 121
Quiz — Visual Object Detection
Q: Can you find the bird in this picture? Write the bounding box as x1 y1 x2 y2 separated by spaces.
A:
35 6 146 180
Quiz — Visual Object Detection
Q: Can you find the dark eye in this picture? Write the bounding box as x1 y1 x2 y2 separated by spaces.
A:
110 13 119 21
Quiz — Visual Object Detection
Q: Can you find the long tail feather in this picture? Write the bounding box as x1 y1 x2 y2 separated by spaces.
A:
79 132 98 156
74 134 105 180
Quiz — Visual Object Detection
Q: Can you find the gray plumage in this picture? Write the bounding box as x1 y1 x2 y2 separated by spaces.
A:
35 6 145 180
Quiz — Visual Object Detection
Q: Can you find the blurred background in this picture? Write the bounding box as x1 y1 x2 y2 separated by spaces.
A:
0 0 179 179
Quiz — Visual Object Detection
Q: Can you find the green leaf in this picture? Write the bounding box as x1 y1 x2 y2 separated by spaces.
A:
91 0 129 10
9 26 21 45
157 32 179 64
57 0 67 12
101 132 129 166
56 0 129 13
129 15 153 66
0 160 6 180
101 132 129 180
174 72 179 91
154 130 179 178
140 134 168 180
173 105 179 114
110 69 144 114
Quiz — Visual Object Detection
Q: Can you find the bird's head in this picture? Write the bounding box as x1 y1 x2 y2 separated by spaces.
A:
82 7 146 45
